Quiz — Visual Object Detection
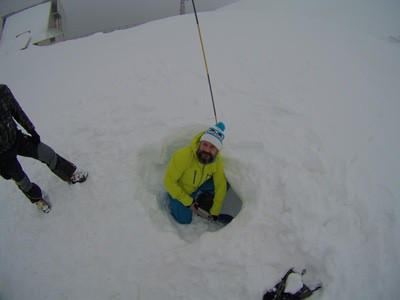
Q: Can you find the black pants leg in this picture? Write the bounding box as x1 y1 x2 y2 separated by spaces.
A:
0 150 42 203
16 133 76 182
0 133 76 202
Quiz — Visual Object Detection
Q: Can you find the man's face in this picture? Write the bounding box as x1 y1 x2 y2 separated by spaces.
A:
196 141 218 164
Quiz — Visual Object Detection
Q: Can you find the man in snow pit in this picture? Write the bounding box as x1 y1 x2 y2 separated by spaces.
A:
164 122 228 224
0 84 88 213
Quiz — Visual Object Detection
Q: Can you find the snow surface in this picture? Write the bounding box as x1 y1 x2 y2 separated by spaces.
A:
284 273 304 295
1 0 399 299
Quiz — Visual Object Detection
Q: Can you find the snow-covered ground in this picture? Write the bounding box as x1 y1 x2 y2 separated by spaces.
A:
0 0 399 299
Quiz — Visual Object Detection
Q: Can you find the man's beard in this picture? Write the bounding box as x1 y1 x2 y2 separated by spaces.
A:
196 149 216 164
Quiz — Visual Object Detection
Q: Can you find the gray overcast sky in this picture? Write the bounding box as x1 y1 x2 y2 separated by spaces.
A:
1 0 239 39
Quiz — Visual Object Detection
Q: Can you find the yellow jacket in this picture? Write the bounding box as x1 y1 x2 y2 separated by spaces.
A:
164 131 227 216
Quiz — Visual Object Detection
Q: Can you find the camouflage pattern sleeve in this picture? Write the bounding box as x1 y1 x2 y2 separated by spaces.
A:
1 84 35 133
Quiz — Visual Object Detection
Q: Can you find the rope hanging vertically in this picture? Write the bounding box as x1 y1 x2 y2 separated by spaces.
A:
191 0 218 123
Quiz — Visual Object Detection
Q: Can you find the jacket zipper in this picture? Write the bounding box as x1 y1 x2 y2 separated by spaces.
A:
193 165 205 189
193 170 197 184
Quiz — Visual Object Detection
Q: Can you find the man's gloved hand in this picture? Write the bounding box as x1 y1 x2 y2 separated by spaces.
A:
30 130 41 145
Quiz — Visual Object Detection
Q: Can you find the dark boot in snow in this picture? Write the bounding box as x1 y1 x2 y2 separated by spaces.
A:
21 182 51 213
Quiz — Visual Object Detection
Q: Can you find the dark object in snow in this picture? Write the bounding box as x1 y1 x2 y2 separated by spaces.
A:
215 213 233 224
263 268 322 300
195 206 233 224
196 191 214 212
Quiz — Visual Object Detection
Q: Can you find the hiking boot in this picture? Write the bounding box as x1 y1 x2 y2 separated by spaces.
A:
36 199 51 213
69 168 88 184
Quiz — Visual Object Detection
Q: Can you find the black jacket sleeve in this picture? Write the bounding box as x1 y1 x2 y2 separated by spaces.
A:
0 84 35 133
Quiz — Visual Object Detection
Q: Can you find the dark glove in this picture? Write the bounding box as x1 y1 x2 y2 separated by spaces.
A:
30 130 41 145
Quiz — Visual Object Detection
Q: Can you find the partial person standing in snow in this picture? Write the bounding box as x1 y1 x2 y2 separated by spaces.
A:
0 84 88 213
164 122 228 224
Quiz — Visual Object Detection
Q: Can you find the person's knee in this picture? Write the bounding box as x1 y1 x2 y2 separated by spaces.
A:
1 158 26 182
173 210 192 224
169 197 192 224
37 143 57 169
